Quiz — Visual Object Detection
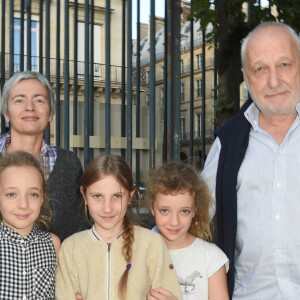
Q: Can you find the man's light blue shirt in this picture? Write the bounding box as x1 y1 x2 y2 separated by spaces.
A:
202 102 300 299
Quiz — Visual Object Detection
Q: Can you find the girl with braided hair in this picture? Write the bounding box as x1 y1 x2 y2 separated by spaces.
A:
55 155 182 300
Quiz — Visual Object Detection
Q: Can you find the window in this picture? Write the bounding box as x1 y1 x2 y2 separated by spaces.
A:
14 18 39 71
160 66 164 81
78 23 101 78
141 68 147 85
196 54 202 69
180 60 184 74
196 79 202 98
196 113 202 137
181 83 185 102
180 116 186 139
197 31 202 46
161 88 164 100
181 37 187 50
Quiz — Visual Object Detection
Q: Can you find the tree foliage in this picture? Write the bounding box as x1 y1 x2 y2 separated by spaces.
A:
190 0 300 126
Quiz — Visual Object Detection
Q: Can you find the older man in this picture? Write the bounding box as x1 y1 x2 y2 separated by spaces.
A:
203 22 300 299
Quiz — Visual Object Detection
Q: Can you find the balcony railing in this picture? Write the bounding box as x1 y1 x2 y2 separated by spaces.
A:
180 130 214 141
0 53 149 86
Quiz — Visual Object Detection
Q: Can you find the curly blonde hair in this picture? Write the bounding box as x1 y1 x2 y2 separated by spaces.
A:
147 162 212 241
0 151 52 230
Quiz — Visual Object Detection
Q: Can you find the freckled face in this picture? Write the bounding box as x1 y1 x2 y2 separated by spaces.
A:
151 191 196 249
81 175 134 242
0 166 43 237
5 79 53 136
243 26 300 116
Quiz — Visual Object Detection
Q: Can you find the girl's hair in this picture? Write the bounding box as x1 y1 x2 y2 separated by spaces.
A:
147 162 212 241
0 151 52 230
81 154 135 300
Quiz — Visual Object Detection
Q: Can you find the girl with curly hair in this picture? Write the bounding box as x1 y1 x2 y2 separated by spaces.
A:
147 162 229 300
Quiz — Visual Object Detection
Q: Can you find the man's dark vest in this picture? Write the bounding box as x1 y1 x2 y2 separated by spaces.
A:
215 99 252 298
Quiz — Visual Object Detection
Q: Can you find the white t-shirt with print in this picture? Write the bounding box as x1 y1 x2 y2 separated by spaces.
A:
169 238 229 300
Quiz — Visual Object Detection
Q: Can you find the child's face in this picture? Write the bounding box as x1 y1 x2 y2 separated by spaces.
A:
151 191 196 249
81 175 134 242
0 166 43 237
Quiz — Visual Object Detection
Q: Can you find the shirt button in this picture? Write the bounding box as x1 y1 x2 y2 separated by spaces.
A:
22 247 26 251
280 277 286 282
276 248 281 252
275 214 280 221
277 182 282 188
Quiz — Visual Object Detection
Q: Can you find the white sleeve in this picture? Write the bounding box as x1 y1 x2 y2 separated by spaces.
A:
201 137 221 219
205 242 229 278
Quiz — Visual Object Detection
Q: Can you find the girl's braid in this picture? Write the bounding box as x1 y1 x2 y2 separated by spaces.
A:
118 213 134 299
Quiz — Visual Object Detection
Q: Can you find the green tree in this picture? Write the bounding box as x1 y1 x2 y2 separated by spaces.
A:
191 0 300 127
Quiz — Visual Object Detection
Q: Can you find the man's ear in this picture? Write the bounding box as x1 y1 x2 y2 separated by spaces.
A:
242 69 249 87
80 186 88 205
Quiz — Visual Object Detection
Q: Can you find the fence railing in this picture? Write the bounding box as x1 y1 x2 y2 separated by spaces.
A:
0 0 213 183
180 130 214 141
0 53 149 86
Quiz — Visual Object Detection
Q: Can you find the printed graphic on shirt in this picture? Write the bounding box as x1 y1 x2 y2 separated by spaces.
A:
178 270 203 295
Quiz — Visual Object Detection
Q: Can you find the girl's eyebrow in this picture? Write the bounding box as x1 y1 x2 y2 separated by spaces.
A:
89 190 126 194
157 205 193 210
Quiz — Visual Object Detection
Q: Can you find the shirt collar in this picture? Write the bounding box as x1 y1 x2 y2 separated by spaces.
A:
244 103 260 130
0 221 38 245
0 132 51 157
244 102 300 131
40 138 52 157
89 225 123 243
0 132 11 153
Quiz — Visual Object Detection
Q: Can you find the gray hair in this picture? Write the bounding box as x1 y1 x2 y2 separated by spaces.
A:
1 71 55 116
241 22 300 68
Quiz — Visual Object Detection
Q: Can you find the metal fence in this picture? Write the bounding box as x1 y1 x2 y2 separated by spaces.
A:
0 0 212 183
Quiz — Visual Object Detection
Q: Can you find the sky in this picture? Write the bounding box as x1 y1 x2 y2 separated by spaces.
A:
132 0 269 38
132 0 168 38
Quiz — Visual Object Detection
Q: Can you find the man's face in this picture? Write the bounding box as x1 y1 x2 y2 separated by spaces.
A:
243 26 300 117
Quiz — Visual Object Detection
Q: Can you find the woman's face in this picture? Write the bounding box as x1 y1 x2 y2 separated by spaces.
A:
4 79 53 137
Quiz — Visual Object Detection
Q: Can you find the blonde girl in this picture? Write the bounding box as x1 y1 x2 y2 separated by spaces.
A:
0 151 60 299
147 162 229 300
56 155 182 300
